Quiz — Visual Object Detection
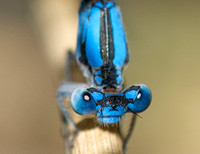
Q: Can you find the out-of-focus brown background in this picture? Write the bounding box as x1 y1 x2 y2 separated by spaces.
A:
0 0 200 153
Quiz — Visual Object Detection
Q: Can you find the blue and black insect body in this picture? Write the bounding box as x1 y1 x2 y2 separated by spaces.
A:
57 0 152 152
70 0 152 124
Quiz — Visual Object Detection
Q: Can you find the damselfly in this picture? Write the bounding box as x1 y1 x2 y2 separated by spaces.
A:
57 0 152 153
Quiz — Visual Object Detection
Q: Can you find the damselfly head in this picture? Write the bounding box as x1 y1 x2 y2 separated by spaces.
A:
71 84 152 124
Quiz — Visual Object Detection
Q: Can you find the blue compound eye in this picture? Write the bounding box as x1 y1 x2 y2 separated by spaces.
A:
131 84 152 113
71 88 96 115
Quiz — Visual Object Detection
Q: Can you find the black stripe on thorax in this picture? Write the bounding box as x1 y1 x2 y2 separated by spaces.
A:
100 5 114 64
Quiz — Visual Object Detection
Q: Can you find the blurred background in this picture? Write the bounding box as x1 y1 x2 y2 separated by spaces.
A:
0 0 200 153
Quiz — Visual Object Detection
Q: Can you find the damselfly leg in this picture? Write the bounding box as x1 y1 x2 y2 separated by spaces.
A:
122 115 137 154
57 51 87 153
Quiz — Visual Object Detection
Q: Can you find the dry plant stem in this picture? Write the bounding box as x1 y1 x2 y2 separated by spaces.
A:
64 98 123 154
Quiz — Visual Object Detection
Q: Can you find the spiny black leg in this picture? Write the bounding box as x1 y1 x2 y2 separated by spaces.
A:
60 50 78 154
57 88 78 154
64 50 76 82
122 115 137 154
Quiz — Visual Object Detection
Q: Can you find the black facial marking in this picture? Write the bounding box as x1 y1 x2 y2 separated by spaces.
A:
87 87 103 93
122 86 140 94
96 94 134 110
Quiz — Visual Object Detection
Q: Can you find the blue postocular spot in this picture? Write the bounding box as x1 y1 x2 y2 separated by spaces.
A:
95 76 102 84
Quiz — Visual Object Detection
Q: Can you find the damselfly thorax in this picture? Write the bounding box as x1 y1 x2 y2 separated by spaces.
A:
76 0 128 91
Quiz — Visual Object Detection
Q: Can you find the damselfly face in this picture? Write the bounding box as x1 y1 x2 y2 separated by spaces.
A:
71 84 152 123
